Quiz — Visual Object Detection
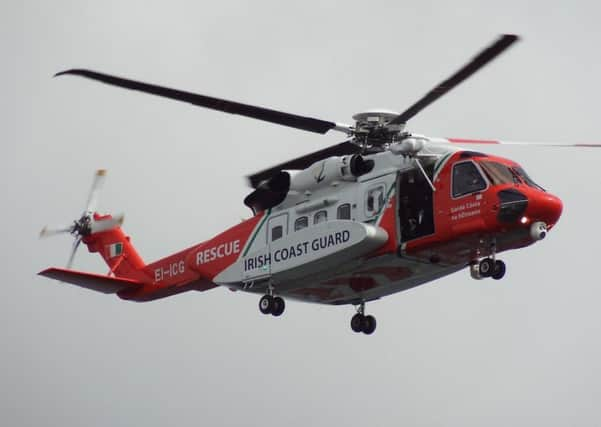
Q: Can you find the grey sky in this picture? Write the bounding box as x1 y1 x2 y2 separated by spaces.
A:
3 1 601 426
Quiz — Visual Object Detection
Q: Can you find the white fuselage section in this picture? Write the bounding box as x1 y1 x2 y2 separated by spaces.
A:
213 142 462 304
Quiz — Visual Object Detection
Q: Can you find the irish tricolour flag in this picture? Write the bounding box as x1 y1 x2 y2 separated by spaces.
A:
108 242 123 258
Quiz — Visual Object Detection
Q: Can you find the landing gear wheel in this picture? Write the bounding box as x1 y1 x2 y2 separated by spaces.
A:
362 315 377 335
351 314 364 333
492 260 506 280
479 258 495 278
271 297 285 317
259 295 274 314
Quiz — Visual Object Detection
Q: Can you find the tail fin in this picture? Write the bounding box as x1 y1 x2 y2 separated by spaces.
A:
82 214 147 280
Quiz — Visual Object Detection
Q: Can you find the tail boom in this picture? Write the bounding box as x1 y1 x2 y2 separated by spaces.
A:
39 210 266 301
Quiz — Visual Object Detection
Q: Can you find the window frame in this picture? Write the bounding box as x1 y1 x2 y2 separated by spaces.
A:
365 184 386 218
271 225 283 242
294 216 309 231
313 210 328 225
337 203 351 220
513 166 546 192
478 160 520 186
266 213 289 245
451 160 489 199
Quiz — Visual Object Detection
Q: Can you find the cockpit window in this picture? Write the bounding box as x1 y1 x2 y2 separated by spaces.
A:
452 161 487 198
513 166 545 191
479 161 520 185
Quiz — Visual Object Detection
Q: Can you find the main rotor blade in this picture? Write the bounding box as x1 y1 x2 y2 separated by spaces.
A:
85 169 106 214
55 69 350 135
247 141 360 188
429 137 601 148
389 34 519 126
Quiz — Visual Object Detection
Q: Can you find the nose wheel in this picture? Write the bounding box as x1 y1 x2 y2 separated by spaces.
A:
472 238 506 280
475 258 506 280
491 259 506 280
350 302 377 335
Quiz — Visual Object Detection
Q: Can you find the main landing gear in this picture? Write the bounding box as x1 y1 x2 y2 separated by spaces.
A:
259 294 286 317
350 302 376 335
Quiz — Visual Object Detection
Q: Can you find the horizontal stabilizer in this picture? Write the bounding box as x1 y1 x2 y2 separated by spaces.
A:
38 267 144 294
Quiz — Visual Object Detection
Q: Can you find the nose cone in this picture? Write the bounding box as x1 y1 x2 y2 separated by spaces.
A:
529 193 563 228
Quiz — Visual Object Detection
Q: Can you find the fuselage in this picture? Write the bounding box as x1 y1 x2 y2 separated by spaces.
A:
108 143 561 304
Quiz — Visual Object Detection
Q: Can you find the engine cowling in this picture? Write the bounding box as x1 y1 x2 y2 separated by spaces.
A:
244 171 291 213
289 154 373 192
243 154 374 213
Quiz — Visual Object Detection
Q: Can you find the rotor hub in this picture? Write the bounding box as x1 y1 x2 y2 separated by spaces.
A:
352 110 405 146
73 215 93 236
352 109 400 124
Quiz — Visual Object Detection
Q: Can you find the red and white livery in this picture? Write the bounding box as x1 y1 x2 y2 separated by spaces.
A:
40 34 598 334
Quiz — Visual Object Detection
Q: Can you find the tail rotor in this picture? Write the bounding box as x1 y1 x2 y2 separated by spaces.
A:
39 169 124 268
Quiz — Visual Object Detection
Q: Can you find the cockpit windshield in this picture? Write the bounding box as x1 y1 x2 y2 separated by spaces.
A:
512 166 545 191
478 160 545 191
479 161 520 185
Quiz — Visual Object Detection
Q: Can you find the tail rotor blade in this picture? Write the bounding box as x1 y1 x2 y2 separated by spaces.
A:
85 169 107 214
90 213 125 234
67 237 82 269
39 225 74 239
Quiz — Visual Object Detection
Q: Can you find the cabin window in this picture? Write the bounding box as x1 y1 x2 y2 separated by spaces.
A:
479 161 519 185
271 225 283 241
366 185 385 217
452 161 486 198
337 203 351 220
314 210 327 224
294 216 308 231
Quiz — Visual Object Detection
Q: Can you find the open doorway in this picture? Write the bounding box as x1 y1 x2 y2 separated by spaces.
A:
398 164 435 242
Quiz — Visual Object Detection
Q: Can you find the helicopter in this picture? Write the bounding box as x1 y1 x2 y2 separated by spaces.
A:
39 34 596 335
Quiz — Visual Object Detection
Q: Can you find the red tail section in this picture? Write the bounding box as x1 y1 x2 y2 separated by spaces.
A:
39 211 261 301
74 215 217 301
81 214 148 281
38 171 218 301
